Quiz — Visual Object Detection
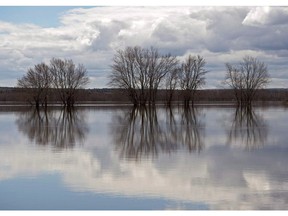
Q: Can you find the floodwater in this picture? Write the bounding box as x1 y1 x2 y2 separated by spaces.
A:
0 105 288 210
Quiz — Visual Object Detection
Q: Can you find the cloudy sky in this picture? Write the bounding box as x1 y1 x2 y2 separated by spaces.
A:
0 5 288 88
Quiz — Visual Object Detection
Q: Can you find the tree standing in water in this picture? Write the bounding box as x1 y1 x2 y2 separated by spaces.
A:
224 56 270 106
109 46 178 106
179 55 207 107
17 62 51 109
49 58 89 108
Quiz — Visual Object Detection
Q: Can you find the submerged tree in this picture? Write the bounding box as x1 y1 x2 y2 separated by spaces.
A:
49 58 89 108
17 63 51 108
109 46 178 106
146 49 179 105
109 47 139 105
224 56 270 106
17 58 89 108
165 67 180 106
179 55 207 107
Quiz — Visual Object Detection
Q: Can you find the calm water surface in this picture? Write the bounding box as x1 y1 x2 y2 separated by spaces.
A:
0 105 287 210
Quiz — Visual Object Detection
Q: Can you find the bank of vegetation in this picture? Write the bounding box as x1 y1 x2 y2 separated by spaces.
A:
1 87 287 105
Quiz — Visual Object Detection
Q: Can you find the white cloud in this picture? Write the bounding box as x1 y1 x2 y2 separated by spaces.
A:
0 135 287 209
243 6 288 26
0 6 288 88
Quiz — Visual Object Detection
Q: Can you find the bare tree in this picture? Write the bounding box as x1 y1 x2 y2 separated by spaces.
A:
145 48 179 105
109 46 178 106
224 56 270 106
17 63 51 108
49 58 89 108
165 67 179 106
179 55 207 107
130 46 150 105
109 47 140 105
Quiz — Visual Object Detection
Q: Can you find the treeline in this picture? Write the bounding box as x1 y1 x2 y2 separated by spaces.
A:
109 46 207 107
109 46 270 107
7 45 277 108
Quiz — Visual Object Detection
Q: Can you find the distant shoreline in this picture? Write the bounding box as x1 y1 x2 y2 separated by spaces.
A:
0 87 288 106
0 100 286 107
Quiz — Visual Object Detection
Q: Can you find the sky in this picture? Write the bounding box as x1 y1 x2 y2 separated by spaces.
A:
0 3 288 88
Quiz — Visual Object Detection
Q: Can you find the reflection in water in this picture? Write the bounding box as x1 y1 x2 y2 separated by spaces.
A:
1 106 288 210
16 108 88 148
227 106 268 150
112 106 205 160
179 107 205 152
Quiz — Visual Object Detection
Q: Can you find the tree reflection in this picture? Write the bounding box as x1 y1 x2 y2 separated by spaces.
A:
16 108 88 149
112 106 205 160
179 107 204 152
227 106 268 150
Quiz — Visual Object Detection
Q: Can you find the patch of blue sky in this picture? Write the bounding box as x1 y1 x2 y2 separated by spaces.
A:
0 173 209 210
0 6 93 27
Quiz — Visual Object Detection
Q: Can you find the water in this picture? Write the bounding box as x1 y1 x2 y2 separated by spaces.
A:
0 105 288 210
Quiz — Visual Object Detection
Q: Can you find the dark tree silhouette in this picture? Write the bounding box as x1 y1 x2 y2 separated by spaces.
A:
17 63 51 108
165 67 180 106
179 55 207 107
224 56 270 106
49 58 89 108
109 46 178 106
